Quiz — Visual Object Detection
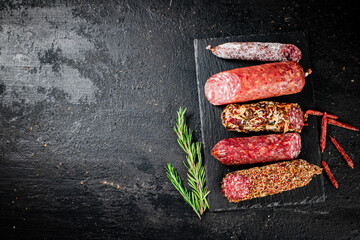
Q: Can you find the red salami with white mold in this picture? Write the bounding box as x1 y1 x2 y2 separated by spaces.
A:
211 133 301 165
207 42 302 62
204 61 305 105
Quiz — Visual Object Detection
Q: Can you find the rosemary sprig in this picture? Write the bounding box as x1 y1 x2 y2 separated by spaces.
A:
165 163 201 218
165 107 210 219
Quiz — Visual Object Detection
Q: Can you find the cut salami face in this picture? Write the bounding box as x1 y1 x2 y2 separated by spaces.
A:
221 173 250 200
289 105 305 132
283 44 302 62
204 61 305 105
222 101 306 133
221 159 322 202
211 133 301 165
207 42 302 62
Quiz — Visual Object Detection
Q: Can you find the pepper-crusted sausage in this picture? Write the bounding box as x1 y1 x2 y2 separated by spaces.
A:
221 101 306 133
204 61 305 105
212 133 301 165
221 159 322 202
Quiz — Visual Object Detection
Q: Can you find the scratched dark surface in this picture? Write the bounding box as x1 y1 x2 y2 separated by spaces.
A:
195 31 324 211
0 0 359 239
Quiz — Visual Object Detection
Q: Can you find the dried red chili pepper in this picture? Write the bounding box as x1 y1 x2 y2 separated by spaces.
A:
329 135 354 169
320 112 327 152
305 110 338 119
322 161 339 188
327 118 359 132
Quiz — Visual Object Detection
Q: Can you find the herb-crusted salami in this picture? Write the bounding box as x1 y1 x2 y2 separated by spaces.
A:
207 42 302 62
204 61 305 105
221 159 322 202
222 101 306 133
212 133 301 165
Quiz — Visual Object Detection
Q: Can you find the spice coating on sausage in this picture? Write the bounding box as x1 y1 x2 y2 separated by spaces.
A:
204 61 305 105
222 101 305 133
211 133 301 165
207 42 302 62
221 159 322 202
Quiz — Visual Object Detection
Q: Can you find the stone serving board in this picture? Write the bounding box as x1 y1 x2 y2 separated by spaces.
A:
194 31 325 211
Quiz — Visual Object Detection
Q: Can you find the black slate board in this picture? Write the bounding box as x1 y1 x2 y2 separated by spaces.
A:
194 32 325 212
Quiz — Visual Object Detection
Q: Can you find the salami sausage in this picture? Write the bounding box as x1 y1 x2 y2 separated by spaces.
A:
222 101 305 133
207 42 302 62
211 133 301 165
204 61 305 105
221 159 322 202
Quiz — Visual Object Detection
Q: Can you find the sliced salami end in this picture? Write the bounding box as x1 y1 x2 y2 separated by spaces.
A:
289 106 305 131
205 72 241 105
284 44 302 62
221 173 250 201
289 132 302 159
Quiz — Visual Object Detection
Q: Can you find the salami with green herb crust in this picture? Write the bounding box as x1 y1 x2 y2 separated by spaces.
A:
222 101 306 133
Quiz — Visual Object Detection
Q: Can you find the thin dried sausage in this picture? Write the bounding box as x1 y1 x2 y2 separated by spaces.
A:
207 42 302 62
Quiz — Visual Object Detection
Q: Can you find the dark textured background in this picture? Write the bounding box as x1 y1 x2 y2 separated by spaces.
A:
0 0 359 239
